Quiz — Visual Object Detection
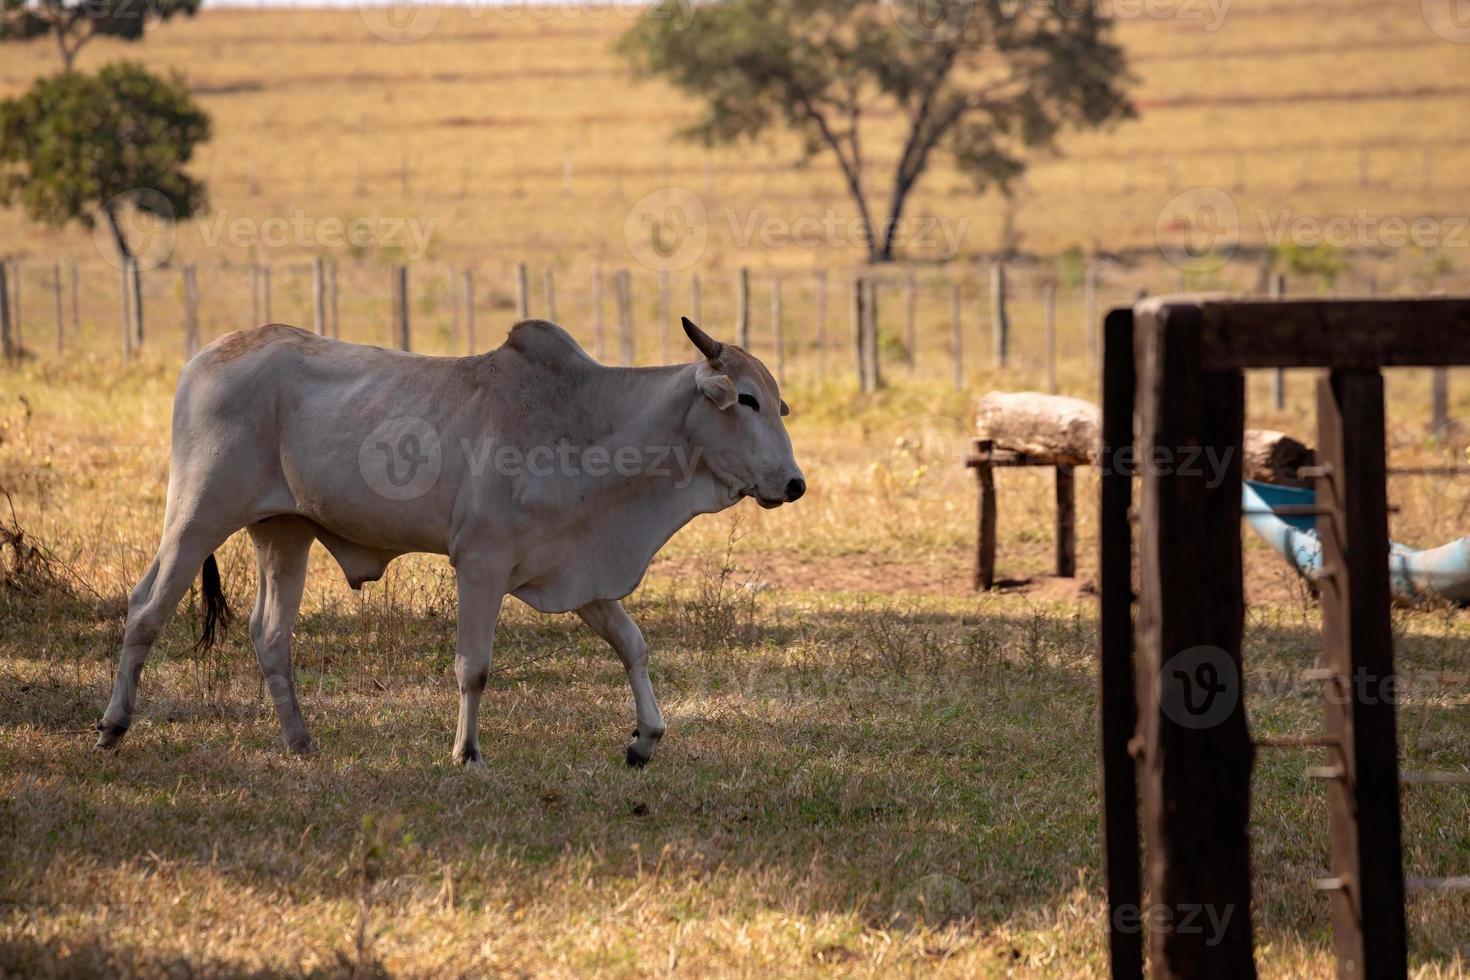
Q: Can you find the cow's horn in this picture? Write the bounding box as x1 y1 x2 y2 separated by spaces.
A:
681 316 723 361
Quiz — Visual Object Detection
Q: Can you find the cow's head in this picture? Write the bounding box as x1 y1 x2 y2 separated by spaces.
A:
681 316 805 508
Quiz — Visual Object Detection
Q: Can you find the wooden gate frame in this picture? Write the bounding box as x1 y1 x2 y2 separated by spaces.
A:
1098 297 1470 980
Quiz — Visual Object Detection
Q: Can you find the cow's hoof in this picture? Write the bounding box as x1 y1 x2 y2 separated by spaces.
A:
625 745 652 768
452 746 483 767
94 720 128 751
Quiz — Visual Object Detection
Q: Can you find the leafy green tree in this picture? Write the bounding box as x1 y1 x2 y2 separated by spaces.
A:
2 0 201 71
0 61 210 264
620 0 1132 262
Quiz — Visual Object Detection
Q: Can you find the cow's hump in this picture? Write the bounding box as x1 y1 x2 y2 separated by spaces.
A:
502 319 599 373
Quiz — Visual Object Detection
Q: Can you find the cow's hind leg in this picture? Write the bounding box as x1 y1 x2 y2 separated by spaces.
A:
247 517 316 754
577 599 665 767
96 526 233 749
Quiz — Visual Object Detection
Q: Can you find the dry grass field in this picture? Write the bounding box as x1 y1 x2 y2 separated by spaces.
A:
3 0 1470 976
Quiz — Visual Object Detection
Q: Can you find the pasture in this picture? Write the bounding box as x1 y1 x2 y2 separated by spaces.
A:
2 0 1470 976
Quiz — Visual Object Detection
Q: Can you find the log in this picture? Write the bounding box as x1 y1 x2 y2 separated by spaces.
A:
976 390 1315 484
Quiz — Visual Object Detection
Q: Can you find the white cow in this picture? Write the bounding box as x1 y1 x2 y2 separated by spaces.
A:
97 316 804 766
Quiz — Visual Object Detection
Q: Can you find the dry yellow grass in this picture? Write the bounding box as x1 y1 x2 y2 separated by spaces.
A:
3 2 1470 977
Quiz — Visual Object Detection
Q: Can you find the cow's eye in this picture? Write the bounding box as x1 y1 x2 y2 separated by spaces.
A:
738 392 760 412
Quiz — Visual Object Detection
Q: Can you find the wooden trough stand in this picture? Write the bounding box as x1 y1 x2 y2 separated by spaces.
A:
1097 296 1470 980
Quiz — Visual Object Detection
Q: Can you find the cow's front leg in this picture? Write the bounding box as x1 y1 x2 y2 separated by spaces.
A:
451 561 504 766
577 599 665 767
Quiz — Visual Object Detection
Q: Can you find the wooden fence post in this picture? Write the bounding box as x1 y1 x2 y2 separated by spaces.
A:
0 262 12 362
991 261 1009 367
592 268 606 360
10 260 20 344
250 262 260 326
950 281 963 390
616 269 634 365
313 257 327 336
516 261 529 320
658 270 671 364
52 260 64 354
129 259 144 349
120 261 133 360
815 270 829 382
329 261 340 339
973 438 996 589
1270 273 1286 410
1044 282 1058 394
771 277 784 385
69 260 80 336
1316 369 1408 978
1134 303 1254 977
183 264 200 359
857 276 881 392
851 277 865 389
905 270 918 371
462 269 476 354
393 265 410 351
1054 463 1075 576
544 268 557 323
690 271 701 325
735 267 750 348
261 264 273 326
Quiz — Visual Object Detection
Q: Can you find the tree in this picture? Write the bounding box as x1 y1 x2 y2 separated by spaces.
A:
0 61 210 265
620 0 1133 263
2 0 201 71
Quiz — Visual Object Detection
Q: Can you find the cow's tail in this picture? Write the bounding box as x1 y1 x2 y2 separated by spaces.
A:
193 553 233 652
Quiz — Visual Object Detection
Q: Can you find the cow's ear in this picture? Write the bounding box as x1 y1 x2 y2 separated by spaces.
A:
698 372 738 410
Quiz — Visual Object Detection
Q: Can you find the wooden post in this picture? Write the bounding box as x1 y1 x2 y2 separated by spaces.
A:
0 262 12 362
1054 463 1075 577
735 267 750 348
616 268 634 365
770 277 784 384
950 281 963 391
69 260 80 336
313 257 327 336
516 261 529 319
991 261 1009 367
1044 282 1058 394
462 269 476 354
815 270 829 382
1271 273 1286 410
658 270 671 364
544 268 557 323
52 261 64 354
690 271 702 325
973 438 996 590
1315 369 1407 979
183 265 200 359
130 258 144 349
592 268 606 360
905 270 918 372
1085 261 1099 369
851 276 865 386
1098 307 1143 980
10 260 20 346
1430 368 1449 433
1134 303 1255 978
393 265 410 351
